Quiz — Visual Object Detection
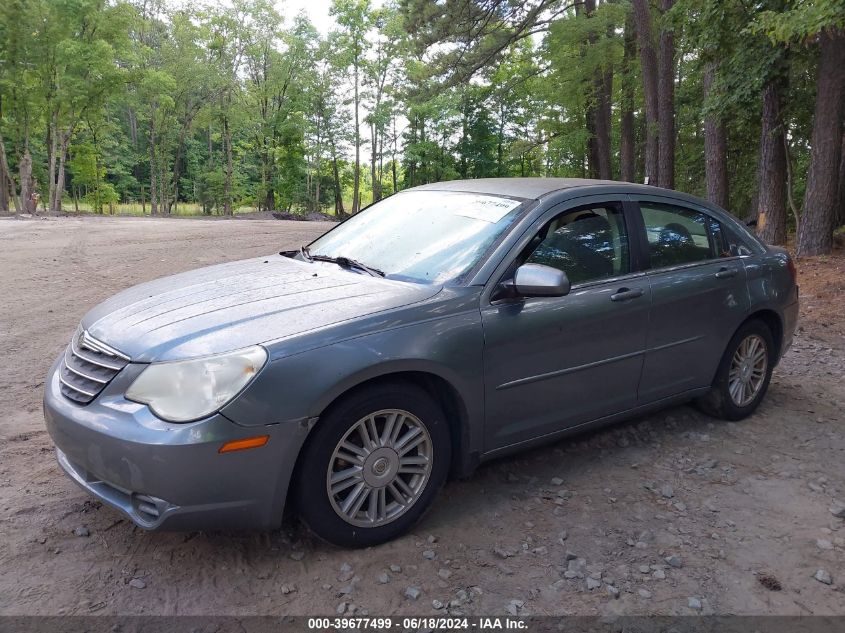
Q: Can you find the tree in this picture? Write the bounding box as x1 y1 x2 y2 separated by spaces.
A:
332 0 371 214
631 0 659 185
657 0 676 189
702 62 729 209
312 41 350 216
0 0 838 248
619 8 638 183
751 0 845 254
797 28 845 255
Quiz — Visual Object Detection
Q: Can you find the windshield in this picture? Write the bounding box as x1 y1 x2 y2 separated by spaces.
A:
306 190 526 284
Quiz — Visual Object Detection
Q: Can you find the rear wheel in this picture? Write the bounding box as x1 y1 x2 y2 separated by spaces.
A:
294 382 450 547
696 319 775 421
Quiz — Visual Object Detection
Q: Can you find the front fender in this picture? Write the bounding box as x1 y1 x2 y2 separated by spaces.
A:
219 304 485 465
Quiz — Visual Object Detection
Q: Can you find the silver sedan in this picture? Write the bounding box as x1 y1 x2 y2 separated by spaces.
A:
44 178 798 547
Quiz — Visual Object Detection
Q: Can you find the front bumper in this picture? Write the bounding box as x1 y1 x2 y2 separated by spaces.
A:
43 356 309 531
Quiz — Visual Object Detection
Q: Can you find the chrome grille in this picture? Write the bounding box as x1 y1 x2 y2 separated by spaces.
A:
60 329 130 404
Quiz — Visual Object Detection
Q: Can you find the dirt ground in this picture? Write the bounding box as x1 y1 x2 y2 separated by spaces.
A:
0 215 843 617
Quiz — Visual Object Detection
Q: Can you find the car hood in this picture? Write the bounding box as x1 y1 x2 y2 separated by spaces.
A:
81 255 441 362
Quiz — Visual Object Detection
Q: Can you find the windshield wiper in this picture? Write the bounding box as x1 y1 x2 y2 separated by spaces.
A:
300 246 385 277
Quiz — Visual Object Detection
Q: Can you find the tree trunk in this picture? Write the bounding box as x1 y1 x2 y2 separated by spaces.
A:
19 150 34 214
129 107 144 211
392 115 399 193
352 59 361 214
166 127 189 215
0 156 7 213
222 115 234 216
150 112 158 215
371 121 381 203
837 130 845 228
582 0 612 180
264 151 275 212
596 68 613 179
159 156 166 214
314 162 321 213
596 23 614 179
756 78 788 245
378 132 384 197
331 139 344 217
47 111 58 214
0 128 19 213
657 0 676 189
54 134 71 214
703 62 729 209
631 0 659 185
620 11 636 183
797 29 845 256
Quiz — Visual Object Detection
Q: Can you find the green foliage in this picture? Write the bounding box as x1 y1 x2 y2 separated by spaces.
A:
751 0 845 44
0 0 834 231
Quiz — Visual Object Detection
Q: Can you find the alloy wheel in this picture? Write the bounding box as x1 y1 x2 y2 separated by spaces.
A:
326 409 433 527
728 334 768 407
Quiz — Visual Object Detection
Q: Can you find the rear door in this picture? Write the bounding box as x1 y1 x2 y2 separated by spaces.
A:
480 196 650 452
631 195 750 403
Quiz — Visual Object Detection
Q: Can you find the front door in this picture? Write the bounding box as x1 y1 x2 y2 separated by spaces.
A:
481 199 650 452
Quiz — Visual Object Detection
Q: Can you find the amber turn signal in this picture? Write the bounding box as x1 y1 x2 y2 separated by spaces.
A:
218 435 270 453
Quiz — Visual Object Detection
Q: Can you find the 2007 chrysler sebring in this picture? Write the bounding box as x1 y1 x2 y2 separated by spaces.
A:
44 178 798 547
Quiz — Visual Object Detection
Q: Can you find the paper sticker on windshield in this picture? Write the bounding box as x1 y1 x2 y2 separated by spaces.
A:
452 195 522 223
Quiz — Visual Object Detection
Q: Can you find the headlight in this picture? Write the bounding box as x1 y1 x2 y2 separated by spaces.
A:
126 346 267 422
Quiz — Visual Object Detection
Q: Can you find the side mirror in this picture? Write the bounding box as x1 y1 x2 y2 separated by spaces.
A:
513 263 571 297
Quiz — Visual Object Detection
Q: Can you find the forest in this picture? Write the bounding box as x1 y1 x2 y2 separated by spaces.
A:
0 0 843 255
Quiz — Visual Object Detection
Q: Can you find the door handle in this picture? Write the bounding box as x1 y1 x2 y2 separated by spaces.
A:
610 287 644 302
715 267 738 279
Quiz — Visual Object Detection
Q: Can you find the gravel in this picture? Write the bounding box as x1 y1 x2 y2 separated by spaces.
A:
814 569 833 585
664 555 683 568
3 217 845 618
404 586 421 600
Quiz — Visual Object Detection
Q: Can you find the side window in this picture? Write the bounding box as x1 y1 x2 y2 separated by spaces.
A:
721 223 757 256
707 218 733 258
525 203 630 285
639 203 715 268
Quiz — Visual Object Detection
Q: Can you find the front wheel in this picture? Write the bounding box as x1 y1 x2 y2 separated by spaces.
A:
696 319 775 421
293 382 451 547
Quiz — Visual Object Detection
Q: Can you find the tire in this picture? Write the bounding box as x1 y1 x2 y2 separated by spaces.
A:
293 381 451 548
695 319 775 421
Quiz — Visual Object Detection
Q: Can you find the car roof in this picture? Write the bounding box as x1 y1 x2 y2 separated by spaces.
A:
408 177 663 200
